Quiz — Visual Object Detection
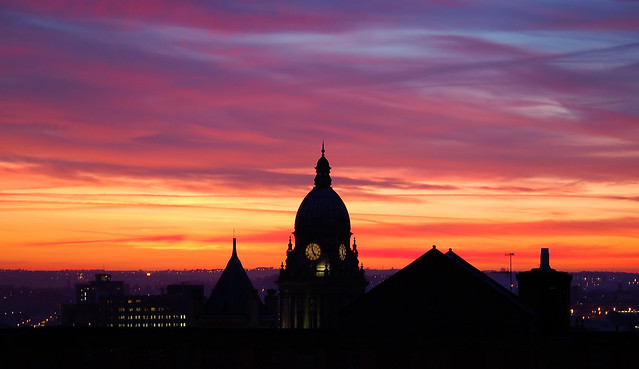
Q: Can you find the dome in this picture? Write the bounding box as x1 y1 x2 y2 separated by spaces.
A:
294 144 351 235
294 186 351 234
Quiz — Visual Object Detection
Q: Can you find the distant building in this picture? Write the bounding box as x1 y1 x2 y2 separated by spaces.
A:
63 239 277 328
277 145 367 329
62 273 125 326
517 248 573 333
99 284 204 328
201 238 277 328
607 310 639 331
76 273 124 304
62 274 204 328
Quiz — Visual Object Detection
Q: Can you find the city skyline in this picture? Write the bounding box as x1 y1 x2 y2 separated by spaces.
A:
1 1 638 271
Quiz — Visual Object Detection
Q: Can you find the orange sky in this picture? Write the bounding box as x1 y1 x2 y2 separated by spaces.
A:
1 1 638 272
2 163 638 272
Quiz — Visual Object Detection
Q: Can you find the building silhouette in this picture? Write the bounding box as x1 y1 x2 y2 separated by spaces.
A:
62 274 203 327
201 238 276 328
16 148 639 369
98 287 202 328
342 245 537 336
60 147 576 338
517 248 573 333
277 145 367 328
61 273 125 326
75 273 124 304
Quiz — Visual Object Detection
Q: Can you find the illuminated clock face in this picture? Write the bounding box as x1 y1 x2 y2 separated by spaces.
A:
305 243 321 260
339 244 347 261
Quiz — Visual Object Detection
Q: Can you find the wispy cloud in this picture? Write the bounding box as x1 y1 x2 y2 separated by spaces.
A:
1 1 638 270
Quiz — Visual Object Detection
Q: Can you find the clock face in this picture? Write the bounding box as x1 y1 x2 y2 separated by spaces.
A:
339 244 347 261
305 243 321 261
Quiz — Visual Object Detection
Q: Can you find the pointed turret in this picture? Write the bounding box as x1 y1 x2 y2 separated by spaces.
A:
204 238 262 317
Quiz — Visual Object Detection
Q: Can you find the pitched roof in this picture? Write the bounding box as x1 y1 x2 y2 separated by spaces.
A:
204 239 263 316
341 246 536 336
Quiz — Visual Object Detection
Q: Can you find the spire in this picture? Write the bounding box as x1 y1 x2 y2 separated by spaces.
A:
314 142 332 188
204 236 262 316
232 237 238 259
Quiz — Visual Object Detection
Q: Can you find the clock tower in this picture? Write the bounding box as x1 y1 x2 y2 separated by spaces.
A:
277 144 367 329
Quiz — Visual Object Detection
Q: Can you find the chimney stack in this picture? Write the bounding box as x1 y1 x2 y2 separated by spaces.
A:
540 248 550 269
517 248 573 333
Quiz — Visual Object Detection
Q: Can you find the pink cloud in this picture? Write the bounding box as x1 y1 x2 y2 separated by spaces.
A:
2 1 638 270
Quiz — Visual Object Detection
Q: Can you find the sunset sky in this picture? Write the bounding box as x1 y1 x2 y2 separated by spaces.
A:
1 1 638 272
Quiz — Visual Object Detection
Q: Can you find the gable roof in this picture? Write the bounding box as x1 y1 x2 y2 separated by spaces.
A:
341 246 536 336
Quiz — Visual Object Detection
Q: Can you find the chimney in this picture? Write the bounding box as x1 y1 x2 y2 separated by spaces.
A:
517 247 573 333
540 248 550 269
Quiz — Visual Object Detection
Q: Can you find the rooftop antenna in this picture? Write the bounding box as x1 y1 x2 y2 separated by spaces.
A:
505 252 515 292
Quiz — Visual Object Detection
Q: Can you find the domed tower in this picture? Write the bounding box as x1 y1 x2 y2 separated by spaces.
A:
277 144 367 329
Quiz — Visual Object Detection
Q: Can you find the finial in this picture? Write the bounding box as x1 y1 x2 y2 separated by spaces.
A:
287 236 293 253
314 142 332 188
432 245 436 249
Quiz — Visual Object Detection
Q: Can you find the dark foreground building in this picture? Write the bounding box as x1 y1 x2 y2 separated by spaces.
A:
341 246 537 337
517 248 573 333
200 238 277 328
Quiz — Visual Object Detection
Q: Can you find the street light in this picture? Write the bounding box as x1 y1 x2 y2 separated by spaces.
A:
505 253 514 292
